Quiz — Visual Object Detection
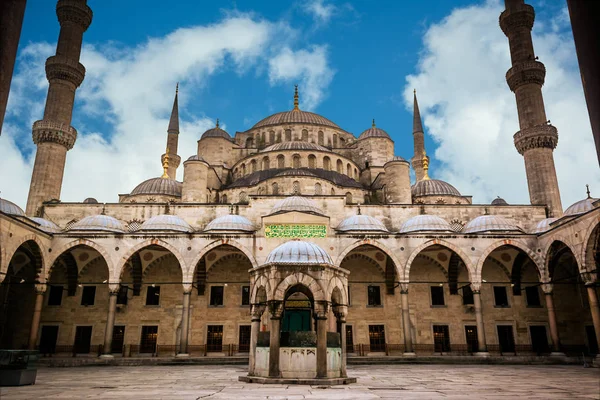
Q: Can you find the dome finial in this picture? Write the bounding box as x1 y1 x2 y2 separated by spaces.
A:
161 147 170 178
293 84 299 111
422 151 430 180
372 118 376 127
176 82 179 94
586 184 591 199
216 118 219 128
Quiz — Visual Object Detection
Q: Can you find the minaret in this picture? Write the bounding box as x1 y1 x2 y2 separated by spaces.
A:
500 0 563 217
411 90 428 181
161 84 181 180
25 0 93 216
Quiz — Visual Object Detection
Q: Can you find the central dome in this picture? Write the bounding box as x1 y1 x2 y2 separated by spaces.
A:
265 240 333 265
412 179 461 197
262 142 330 152
252 110 341 130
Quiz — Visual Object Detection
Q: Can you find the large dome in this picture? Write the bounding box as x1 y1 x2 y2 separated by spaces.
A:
336 214 388 232
131 177 182 197
564 196 598 216
252 110 341 130
69 215 127 233
358 121 391 140
399 215 453 233
270 196 324 216
265 240 333 265
29 217 62 233
463 215 522 234
204 214 255 232
412 179 461 197
200 124 232 141
262 141 330 152
139 215 193 232
0 198 25 216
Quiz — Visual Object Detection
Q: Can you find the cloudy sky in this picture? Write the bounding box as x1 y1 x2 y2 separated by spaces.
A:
1 0 597 209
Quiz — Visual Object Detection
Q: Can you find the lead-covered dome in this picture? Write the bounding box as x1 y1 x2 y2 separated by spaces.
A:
262 142 329 152
270 196 324 216
463 215 522 234
491 196 508 206
252 110 340 130
139 215 193 232
131 177 182 197
200 122 232 141
69 215 127 233
0 198 25 216
531 218 558 234
337 214 388 233
564 196 598 216
204 214 255 232
358 121 391 140
29 217 62 233
412 179 461 197
265 240 333 265
399 215 453 233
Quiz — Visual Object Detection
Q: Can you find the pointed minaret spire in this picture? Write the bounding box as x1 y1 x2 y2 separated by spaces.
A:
411 89 428 181
161 83 181 180
293 85 299 111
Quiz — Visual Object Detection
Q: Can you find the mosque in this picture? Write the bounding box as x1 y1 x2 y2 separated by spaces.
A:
0 0 599 380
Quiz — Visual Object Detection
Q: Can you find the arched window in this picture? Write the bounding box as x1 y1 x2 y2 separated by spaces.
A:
336 159 343 173
354 168 358 180
323 156 331 170
262 157 270 170
308 154 316 169
255 133 260 146
239 191 248 204
293 181 300 195
276 132 282 143
261 132 266 143
318 131 324 146
277 154 285 168
241 164 246 175
333 134 338 148
436 199 446 204
272 182 279 195
246 137 253 148
269 131 275 143
330 188 335 195
314 183 322 195
346 163 351 176
293 154 301 168
222 194 228 203
302 129 308 141
251 159 257 173
345 192 352 204
285 129 292 141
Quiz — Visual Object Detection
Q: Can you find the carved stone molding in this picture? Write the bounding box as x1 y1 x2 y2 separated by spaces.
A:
506 61 546 92
513 124 558 154
45 55 86 88
32 120 78 149
499 4 535 35
56 0 93 31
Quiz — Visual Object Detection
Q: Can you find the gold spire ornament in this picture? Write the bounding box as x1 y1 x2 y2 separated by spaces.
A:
372 119 376 127
216 118 220 128
293 85 299 111
422 151 430 180
161 147 170 178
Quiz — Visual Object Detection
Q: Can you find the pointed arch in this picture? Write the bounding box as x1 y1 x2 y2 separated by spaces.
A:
46 239 112 281
4 235 48 280
251 275 271 303
186 239 257 282
476 239 544 282
336 239 403 279
326 276 348 305
273 273 325 301
405 239 474 282
116 239 186 282
545 240 579 282
581 220 599 273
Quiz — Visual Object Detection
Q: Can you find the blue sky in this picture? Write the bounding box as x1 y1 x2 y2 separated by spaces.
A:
1 0 597 209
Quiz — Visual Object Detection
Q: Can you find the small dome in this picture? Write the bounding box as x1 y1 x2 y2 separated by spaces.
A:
69 215 127 233
200 124 232 141
265 240 333 265
262 142 330 152
564 196 598 216
491 196 508 206
531 218 558 234
337 215 388 232
185 154 206 162
463 215 522 234
399 215 453 233
0 198 25 216
271 196 324 216
358 121 391 140
412 179 461 197
204 214 255 232
131 177 182 197
29 217 61 233
252 110 341 130
385 156 408 165
139 215 193 232
83 197 98 204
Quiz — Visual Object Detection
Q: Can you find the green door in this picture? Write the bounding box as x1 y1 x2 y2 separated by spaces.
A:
283 310 311 331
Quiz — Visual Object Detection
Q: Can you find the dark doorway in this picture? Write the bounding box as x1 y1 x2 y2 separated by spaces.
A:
368 325 386 352
282 310 311 332
346 325 354 353
238 325 251 352
140 325 158 353
207 325 223 352
497 325 515 354
282 288 313 332
433 325 451 353
39 325 59 354
74 326 92 354
111 326 125 353
529 326 549 354
465 325 478 353
586 326 598 355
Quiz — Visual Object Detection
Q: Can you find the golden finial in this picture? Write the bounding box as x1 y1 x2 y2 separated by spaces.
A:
216 118 219 128
586 184 591 199
422 151 430 181
372 119 376 128
161 147 170 179
293 85 299 111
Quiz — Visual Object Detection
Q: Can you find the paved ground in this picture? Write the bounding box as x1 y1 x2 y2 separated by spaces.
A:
1 365 598 399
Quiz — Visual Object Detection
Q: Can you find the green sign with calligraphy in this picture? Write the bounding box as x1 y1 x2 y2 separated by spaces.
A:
265 224 327 238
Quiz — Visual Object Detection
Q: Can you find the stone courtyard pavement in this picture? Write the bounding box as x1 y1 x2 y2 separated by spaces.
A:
0 365 598 399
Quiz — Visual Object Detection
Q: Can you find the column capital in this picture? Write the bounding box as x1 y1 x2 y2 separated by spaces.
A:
108 283 120 295
35 283 47 294
314 301 329 319
182 282 193 294
333 305 348 321
399 282 410 294
581 271 598 285
268 300 284 319
541 283 554 294
251 304 265 321
470 282 482 292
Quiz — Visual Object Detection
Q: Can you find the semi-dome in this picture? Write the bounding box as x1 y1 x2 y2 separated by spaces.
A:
131 177 182 197
265 240 333 265
83 197 98 204
531 218 558 234
270 196 325 216
262 142 330 152
399 215 454 233
29 217 62 233
252 110 341 130
0 198 25 216
200 120 232 141
564 196 598 216
358 121 391 140
204 214 255 232
69 215 127 233
139 215 193 232
336 214 388 232
491 196 508 206
412 179 461 197
463 215 522 234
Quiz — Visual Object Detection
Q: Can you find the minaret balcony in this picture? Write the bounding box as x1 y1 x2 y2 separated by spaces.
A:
32 120 77 149
56 0 93 31
45 55 86 87
513 124 558 155
499 3 535 35
505 60 545 92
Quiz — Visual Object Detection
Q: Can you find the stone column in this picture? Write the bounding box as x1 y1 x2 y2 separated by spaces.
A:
315 301 329 379
248 304 264 376
268 301 283 378
586 283 600 358
473 287 489 355
542 285 563 355
400 284 414 355
101 285 119 358
177 286 192 357
28 284 46 350
334 305 348 378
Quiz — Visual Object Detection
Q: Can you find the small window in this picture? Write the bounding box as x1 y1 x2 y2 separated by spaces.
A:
525 286 541 307
48 285 63 306
431 286 445 306
81 286 96 306
241 286 250 306
117 285 128 305
367 285 381 306
347 286 351 306
210 286 224 306
146 286 160 306
493 286 509 307
462 285 474 305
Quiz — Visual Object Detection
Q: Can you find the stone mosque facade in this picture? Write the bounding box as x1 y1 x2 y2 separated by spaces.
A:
1 0 599 377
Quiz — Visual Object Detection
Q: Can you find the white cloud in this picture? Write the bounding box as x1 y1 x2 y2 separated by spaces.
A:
303 0 337 23
0 14 335 208
404 0 599 207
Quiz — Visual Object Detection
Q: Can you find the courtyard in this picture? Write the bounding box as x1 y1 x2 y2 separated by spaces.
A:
0 365 598 399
